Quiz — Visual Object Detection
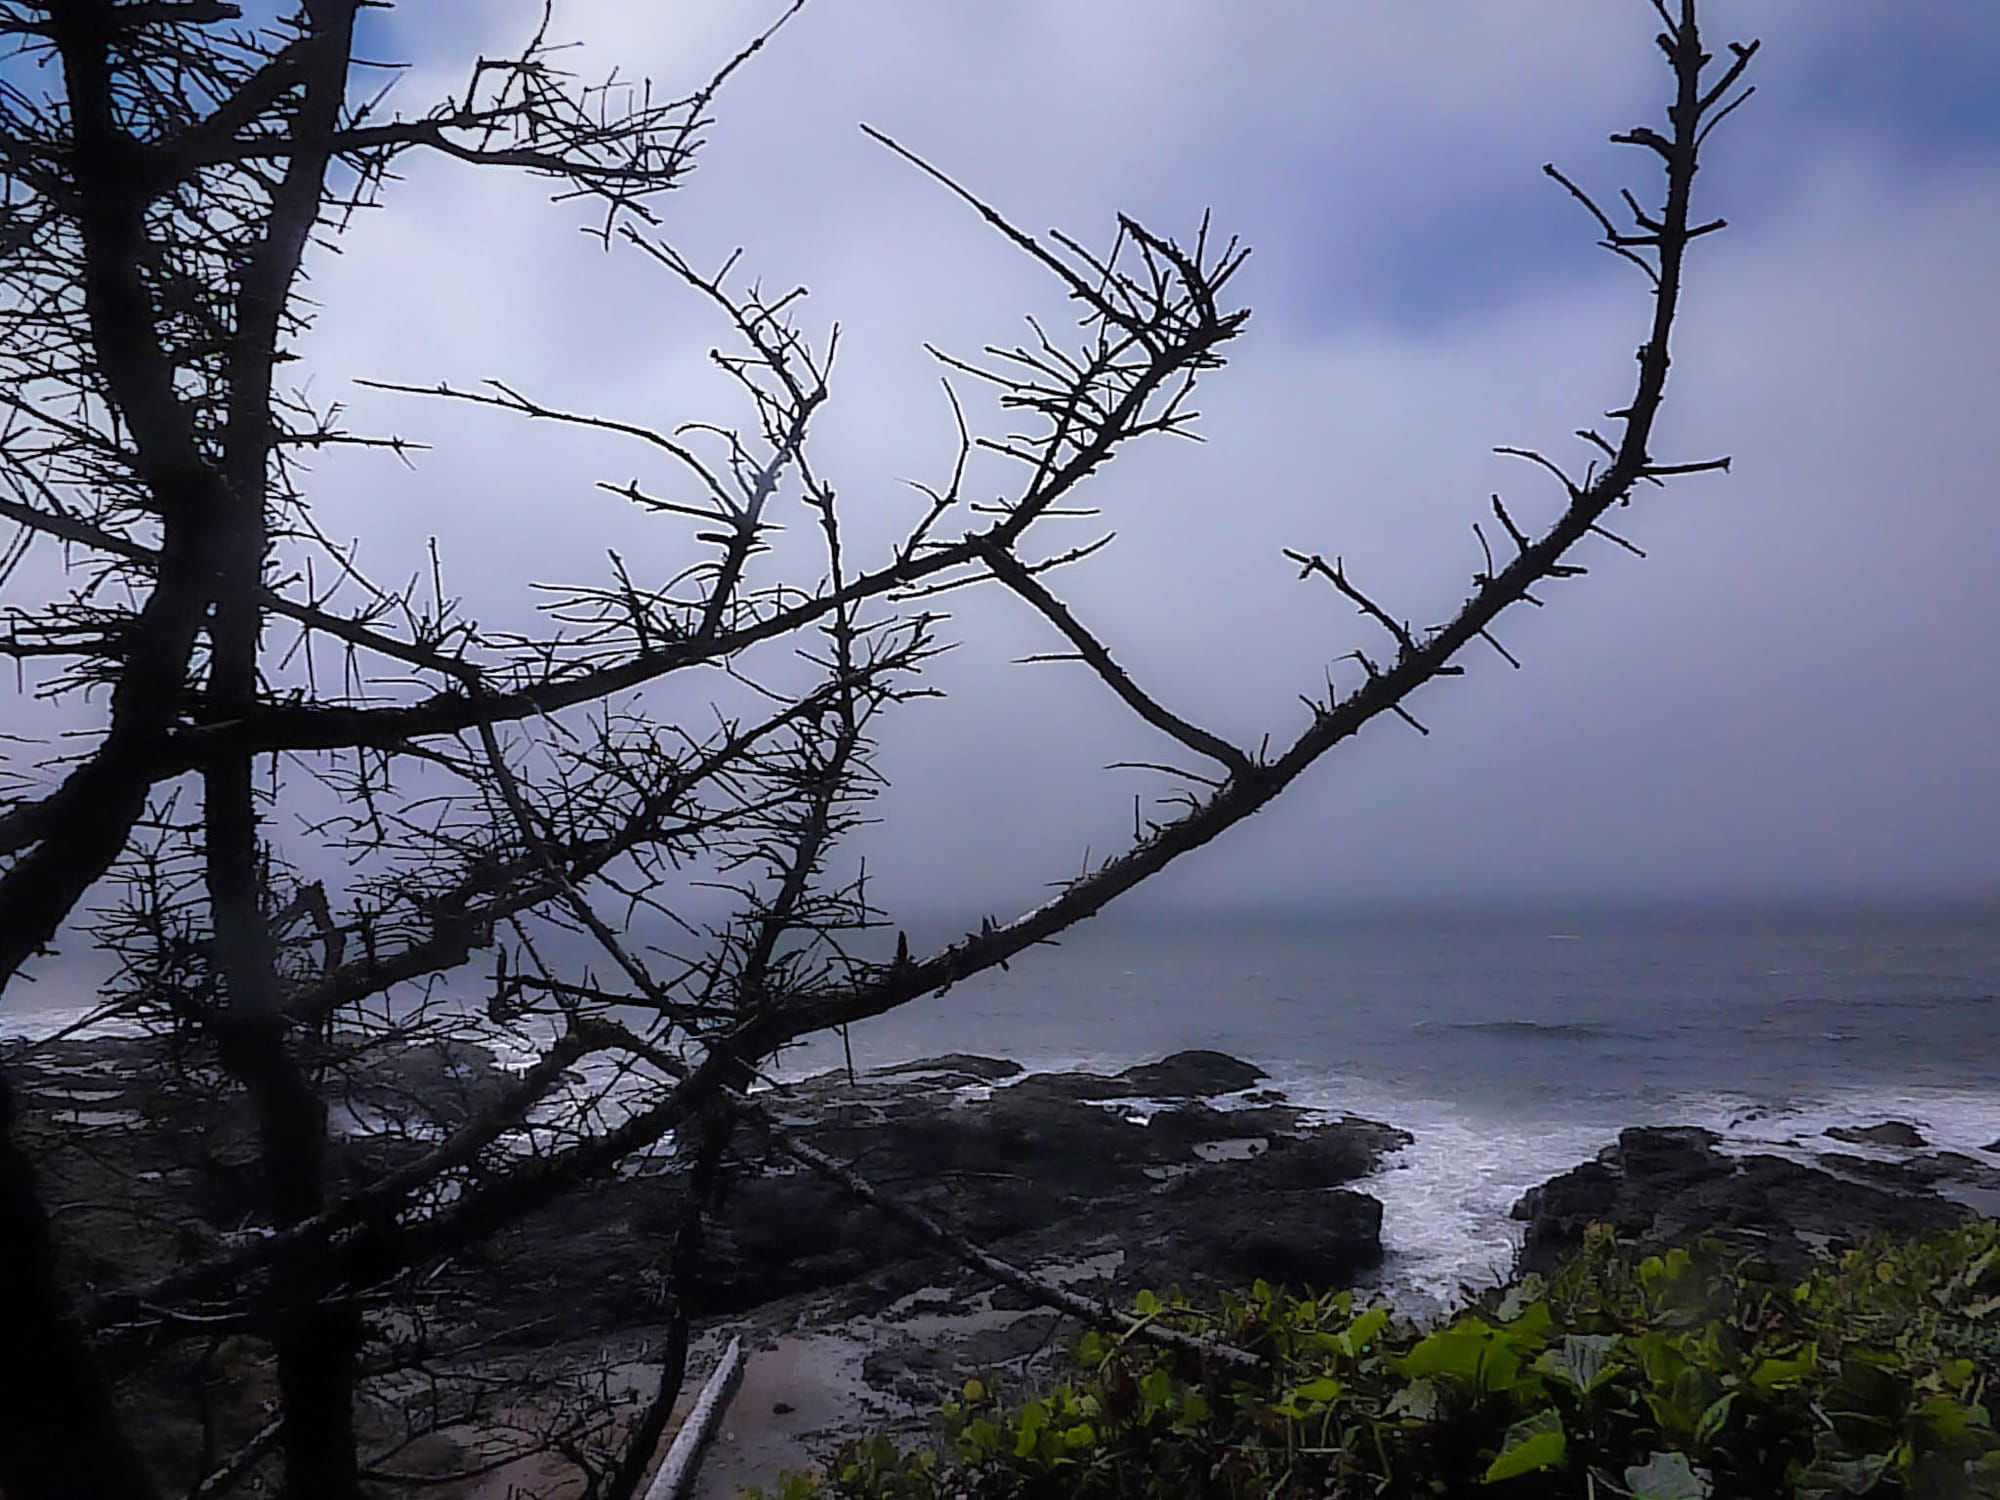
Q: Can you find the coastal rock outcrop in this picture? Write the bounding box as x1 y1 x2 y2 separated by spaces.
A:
674 1054 1398 1315
12 1034 1404 1340
1816 1149 2000 1195
453 1051 1408 1328
1117 1049 1268 1097
1513 1124 1970 1278
1826 1119 1928 1149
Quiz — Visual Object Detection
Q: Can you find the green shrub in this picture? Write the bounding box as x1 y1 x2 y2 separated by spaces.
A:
747 1221 2000 1498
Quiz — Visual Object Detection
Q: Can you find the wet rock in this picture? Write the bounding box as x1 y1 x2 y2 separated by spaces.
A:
26 1036 1407 1351
1612 1125 1731 1186
875 1054 1023 1083
1821 1150 2000 1194
1117 1050 1267 1097
1174 1188 1385 1290
994 1071 1141 1105
1514 1125 1968 1279
1146 1100 1296 1146
1175 1118 1411 1193
1514 1159 1619 1260
1932 1151 2000 1190
1826 1120 1928 1149
667 1058 1406 1316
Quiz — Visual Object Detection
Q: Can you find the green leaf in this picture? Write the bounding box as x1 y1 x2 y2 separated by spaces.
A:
1483 1409 1566 1483
1495 1276 1541 1323
1546 1333 1621 1394
1288 1376 1344 1404
1498 1297 1554 1344
1400 1319 1520 1394
1386 1377 1442 1423
959 1417 1001 1458
1913 1391 1983 1442
1799 1452 1891 1496
1342 1306 1391 1356
1633 1331 1689 1390
1647 1367 1715 1439
1694 1391 1735 1445
1133 1288 1161 1318
1749 1348 1815 1393
1624 1450 1712 1500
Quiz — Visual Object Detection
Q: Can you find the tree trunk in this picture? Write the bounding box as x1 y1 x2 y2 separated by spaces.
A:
0 1065 160 1500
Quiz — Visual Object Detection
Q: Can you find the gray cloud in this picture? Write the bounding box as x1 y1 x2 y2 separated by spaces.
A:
281 2 2000 919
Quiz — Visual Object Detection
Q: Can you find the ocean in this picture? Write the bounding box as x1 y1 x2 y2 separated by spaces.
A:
765 898 2000 1303
7 897 1997 1305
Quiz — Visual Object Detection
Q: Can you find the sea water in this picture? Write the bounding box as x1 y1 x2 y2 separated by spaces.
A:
7 897 1996 1304
764 897 2000 1302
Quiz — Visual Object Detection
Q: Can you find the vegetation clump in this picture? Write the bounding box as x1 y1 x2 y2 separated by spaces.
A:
755 1223 2000 1498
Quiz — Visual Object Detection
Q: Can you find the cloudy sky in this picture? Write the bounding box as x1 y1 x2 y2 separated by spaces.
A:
294 0 1999 921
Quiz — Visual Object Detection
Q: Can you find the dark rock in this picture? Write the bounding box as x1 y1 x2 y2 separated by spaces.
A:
661 1056 1407 1316
861 1342 956 1407
1515 1125 1969 1279
1146 1101 1276 1146
678 1073 1408 1316
986 1283 1046 1313
1611 1126 1729 1185
875 1054 1023 1083
1513 1159 1619 1263
995 1071 1140 1104
1819 1150 2000 1193
1513 1127 1732 1272
1931 1151 2000 1190
961 1312 1066 1367
1673 1154 1963 1253
1179 1118 1411 1193
1818 1151 1935 1190
13 1034 1393 1493
1117 1050 1266 1097
1178 1188 1385 1289
860 1312 1068 1407
1826 1120 1928 1149
27 1038 1400 1350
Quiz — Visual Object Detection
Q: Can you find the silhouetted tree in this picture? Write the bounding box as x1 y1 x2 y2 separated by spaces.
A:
0 1 1753 1495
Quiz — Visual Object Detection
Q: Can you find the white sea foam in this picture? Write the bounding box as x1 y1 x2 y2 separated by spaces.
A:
0 1004 144 1044
1268 1070 1612 1312
1276 1072 2000 1315
1680 1085 2000 1164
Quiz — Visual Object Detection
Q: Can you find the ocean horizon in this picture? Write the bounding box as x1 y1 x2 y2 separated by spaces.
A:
7 893 1997 1304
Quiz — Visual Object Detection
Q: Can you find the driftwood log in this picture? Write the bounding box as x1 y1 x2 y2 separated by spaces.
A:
644 1336 746 1500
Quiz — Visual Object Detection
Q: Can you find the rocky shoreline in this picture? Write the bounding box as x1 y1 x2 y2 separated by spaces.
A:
1512 1121 1982 1280
9 1033 1995 1496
